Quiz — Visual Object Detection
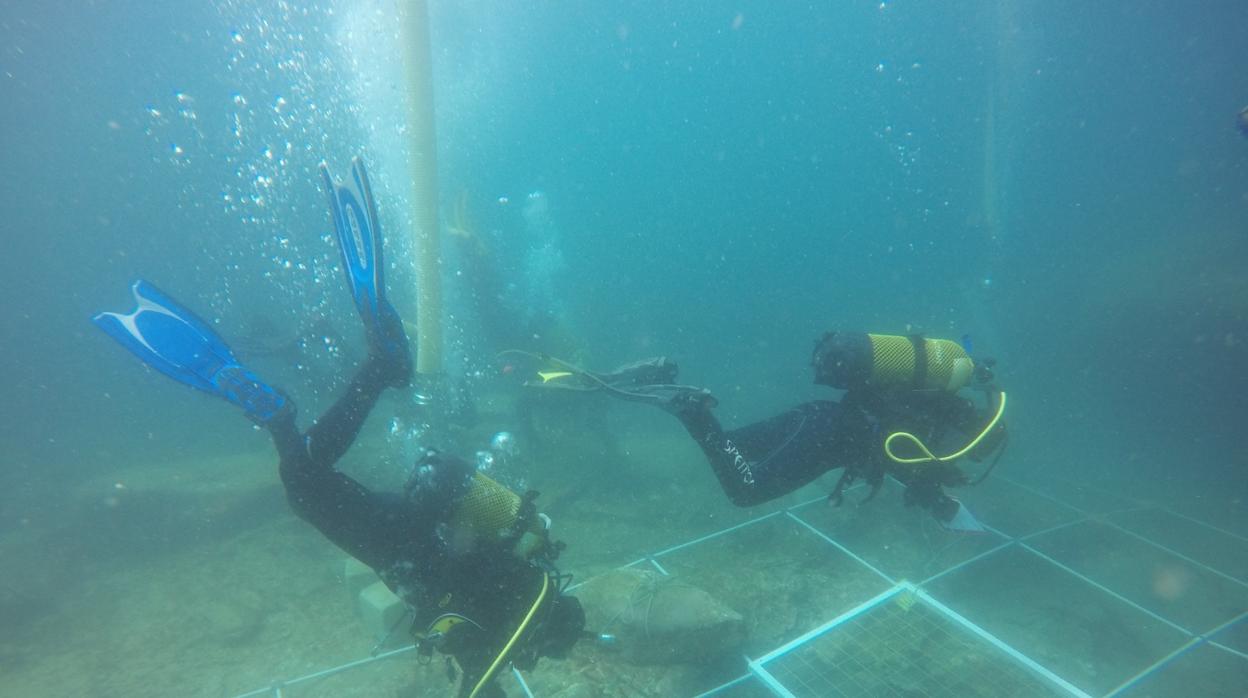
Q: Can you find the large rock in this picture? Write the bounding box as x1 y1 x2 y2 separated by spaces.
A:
575 567 746 664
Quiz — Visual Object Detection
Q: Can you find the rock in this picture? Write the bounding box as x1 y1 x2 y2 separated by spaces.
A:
199 589 267 645
574 568 746 665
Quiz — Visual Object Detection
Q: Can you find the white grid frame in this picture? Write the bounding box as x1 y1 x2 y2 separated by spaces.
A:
233 476 1248 698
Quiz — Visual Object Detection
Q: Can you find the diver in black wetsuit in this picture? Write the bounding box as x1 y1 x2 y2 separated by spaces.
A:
522 332 1007 530
266 348 583 698
94 158 585 698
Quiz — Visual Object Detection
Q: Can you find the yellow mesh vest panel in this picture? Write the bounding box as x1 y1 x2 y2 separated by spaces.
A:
450 473 521 537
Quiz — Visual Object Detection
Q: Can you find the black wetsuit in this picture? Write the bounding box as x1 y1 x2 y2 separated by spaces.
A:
269 359 439 584
671 389 992 514
264 357 547 697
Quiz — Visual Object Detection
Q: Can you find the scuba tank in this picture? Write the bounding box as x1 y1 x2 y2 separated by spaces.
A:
811 332 978 393
812 330 1007 484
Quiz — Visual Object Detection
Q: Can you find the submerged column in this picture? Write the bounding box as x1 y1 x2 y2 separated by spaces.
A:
397 0 442 375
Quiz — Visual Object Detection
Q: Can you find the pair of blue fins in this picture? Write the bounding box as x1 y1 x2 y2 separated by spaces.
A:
94 158 410 423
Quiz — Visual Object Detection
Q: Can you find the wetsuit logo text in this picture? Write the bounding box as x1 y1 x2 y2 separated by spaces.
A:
720 438 755 485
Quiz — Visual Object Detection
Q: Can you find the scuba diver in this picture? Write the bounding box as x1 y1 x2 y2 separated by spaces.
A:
515 332 1008 532
93 158 585 698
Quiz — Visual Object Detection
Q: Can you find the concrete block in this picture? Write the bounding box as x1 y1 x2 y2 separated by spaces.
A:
343 557 377 598
357 580 408 641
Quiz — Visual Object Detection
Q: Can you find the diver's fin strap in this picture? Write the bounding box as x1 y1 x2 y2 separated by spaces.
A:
215 365 289 424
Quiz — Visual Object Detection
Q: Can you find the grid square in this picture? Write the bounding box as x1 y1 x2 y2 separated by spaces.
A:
762 596 1066 697
999 475 1141 516
792 481 1009 584
958 475 1084 539
1073 475 1248 541
925 545 1187 696
1213 615 1248 656
654 514 895 655
1118 642 1248 698
1028 519 1248 633
1107 507 1248 583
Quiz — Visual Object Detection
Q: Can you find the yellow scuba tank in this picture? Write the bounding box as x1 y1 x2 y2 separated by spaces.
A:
812 332 975 393
450 472 524 536
450 473 552 559
812 331 1007 470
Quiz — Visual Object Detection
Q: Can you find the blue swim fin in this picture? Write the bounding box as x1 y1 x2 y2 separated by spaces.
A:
320 157 412 386
93 280 287 423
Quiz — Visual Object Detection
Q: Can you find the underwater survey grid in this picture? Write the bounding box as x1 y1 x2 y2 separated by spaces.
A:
2 1 1245 697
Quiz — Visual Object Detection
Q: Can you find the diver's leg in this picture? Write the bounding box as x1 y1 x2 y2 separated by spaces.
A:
302 356 394 468
270 401 373 519
302 157 415 466
268 404 309 474
676 400 868 507
266 388 415 564
521 355 852 504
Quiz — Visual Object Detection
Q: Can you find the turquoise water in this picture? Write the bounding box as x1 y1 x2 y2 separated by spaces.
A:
1 2 1245 696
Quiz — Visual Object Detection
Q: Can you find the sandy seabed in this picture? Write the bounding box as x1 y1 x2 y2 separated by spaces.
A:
3 421 1246 697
